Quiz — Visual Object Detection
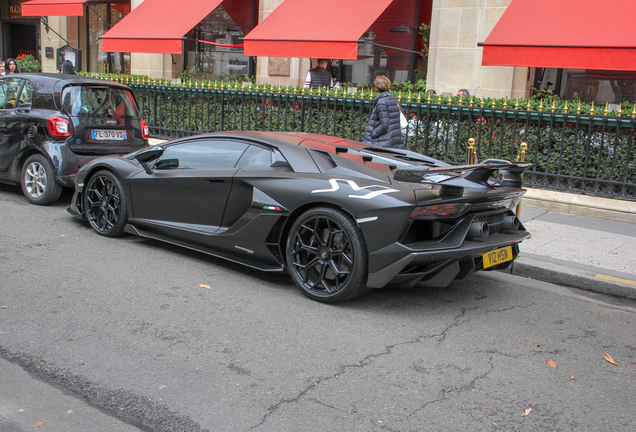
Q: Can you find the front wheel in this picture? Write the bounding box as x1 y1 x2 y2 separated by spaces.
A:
286 207 369 303
83 170 128 237
21 154 62 205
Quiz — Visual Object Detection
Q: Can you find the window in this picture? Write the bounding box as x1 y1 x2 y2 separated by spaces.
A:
154 140 249 170
236 145 274 169
61 86 139 118
17 80 33 106
0 78 23 110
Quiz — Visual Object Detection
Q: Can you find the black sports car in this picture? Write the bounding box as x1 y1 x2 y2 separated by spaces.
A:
0 73 149 205
68 131 530 302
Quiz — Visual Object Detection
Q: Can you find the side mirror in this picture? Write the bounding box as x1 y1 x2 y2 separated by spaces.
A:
135 146 164 174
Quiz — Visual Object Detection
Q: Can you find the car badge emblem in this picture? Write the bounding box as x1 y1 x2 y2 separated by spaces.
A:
105 119 117 125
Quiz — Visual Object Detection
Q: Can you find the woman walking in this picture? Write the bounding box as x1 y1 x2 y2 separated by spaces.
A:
362 75 404 149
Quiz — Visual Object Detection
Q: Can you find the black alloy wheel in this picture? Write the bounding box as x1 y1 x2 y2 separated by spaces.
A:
286 207 369 303
21 154 62 205
83 170 128 237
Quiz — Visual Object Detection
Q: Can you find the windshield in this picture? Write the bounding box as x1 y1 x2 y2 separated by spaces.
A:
62 85 139 118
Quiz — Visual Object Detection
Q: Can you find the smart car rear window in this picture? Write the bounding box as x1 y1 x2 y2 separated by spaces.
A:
61 85 139 118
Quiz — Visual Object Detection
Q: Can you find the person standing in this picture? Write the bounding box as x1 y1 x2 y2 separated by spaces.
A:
62 60 76 75
362 75 404 149
4 58 19 75
304 59 333 89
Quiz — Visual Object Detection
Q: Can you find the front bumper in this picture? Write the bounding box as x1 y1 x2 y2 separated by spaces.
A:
67 181 85 218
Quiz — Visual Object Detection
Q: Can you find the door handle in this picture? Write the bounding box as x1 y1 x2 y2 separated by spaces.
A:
207 179 225 183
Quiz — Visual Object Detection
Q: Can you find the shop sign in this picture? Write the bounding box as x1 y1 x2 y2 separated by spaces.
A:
268 57 290 77
10 0 35 19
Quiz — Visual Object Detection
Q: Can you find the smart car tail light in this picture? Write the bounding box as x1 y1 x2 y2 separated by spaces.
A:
410 203 471 219
140 120 150 139
47 116 71 138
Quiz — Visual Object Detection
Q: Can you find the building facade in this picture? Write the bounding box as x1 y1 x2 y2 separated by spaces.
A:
22 0 634 104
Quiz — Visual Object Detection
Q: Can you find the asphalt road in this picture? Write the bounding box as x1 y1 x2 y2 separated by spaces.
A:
1 183 635 432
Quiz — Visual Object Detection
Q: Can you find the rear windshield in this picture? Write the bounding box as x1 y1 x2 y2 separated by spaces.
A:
61 85 139 118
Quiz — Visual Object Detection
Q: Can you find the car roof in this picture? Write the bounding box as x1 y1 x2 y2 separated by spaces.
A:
6 73 131 89
176 131 445 166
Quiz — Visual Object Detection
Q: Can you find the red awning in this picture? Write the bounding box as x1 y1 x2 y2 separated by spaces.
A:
21 0 86 16
101 0 224 54
244 0 394 60
481 0 636 71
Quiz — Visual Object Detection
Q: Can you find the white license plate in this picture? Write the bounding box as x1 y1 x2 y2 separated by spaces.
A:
91 129 127 140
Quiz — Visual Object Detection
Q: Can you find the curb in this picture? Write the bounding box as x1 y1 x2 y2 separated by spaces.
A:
508 255 636 301
521 188 636 224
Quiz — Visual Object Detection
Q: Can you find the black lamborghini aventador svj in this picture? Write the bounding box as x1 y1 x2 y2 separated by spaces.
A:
68 131 530 303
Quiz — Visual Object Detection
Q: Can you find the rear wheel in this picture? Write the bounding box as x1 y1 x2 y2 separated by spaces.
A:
83 170 128 237
21 154 62 205
286 207 369 303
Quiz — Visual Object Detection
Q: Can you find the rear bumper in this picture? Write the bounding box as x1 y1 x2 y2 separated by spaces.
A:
367 227 529 288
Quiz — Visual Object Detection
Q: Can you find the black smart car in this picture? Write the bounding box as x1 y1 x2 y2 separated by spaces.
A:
0 73 149 205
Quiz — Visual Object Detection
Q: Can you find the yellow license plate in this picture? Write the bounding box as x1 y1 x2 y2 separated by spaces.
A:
481 246 513 268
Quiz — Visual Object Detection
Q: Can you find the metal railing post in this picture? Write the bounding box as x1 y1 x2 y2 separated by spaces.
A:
516 142 528 218
467 137 477 164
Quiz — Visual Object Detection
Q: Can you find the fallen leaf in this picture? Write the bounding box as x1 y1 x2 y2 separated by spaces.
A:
488 413 493 416
199 284 211 289
266 392 273 395
33 421 45 429
546 360 557 368
493 423 500 426
1 306 8 309
75 289 81 292
36 243 42 246
571 376 576 380
521 408 532 417
535 344 541 347
604 353 619 366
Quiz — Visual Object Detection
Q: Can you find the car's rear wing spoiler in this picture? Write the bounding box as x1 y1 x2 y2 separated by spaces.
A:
394 159 532 188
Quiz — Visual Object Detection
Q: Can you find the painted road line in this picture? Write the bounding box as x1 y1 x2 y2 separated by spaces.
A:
595 274 636 287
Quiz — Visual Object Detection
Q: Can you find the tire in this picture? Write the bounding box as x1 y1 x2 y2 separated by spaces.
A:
21 154 63 205
83 170 128 237
286 207 369 303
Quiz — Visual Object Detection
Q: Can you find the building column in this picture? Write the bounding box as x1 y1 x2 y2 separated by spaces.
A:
129 0 172 78
254 0 310 87
427 0 529 99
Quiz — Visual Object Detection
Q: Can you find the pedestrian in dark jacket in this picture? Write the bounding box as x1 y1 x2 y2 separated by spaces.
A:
362 75 404 149
62 60 76 75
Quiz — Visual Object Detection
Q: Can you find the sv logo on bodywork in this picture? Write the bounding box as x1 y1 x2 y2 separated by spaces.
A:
312 179 399 200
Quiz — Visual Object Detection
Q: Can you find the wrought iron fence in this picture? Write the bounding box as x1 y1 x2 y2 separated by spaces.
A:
130 83 636 201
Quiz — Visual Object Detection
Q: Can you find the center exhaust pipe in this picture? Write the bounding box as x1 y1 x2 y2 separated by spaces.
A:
502 215 520 231
468 221 489 238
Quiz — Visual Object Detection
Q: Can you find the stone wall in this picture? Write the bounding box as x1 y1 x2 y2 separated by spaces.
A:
427 0 529 99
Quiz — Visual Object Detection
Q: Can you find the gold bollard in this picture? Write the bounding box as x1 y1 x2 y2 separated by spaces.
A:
467 138 477 164
516 142 528 219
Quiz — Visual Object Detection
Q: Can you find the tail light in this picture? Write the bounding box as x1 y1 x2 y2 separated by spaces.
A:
140 120 150 139
410 203 471 219
47 116 71 138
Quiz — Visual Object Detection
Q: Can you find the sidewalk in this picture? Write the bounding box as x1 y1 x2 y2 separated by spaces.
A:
512 188 636 301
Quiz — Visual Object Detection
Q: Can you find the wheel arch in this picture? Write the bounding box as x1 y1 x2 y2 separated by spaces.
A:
278 202 359 261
